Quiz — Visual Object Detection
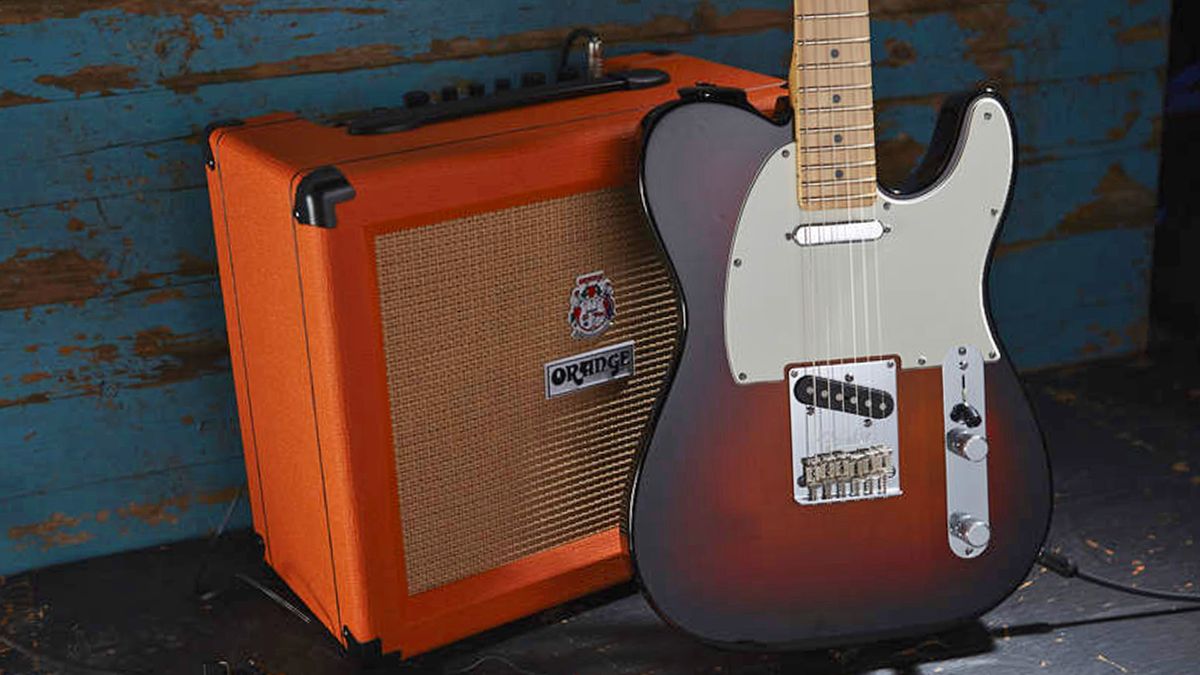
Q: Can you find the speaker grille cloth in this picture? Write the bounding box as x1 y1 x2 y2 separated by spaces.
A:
374 187 679 594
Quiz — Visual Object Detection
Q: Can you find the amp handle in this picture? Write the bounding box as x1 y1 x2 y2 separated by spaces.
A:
344 69 670 135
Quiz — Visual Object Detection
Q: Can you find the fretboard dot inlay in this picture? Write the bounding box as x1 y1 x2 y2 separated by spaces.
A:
831 49 840 58
836 170 845 178
833 94 842 103
834 134 844 143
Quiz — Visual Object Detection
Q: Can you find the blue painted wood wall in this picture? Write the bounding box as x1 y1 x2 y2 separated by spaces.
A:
0 0 1169 575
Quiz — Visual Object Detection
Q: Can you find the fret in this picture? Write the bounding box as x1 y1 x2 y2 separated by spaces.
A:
804 192 879 204
799 143 876 152
801 176 876 188
794 61 873 71
795 10 869 19
791 0 876 209
794 103 874 114
798 122 874 133
793 83 873 93
803 159 878 170
795 36 871 45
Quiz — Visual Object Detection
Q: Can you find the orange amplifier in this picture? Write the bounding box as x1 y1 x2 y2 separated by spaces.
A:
203 51 781 659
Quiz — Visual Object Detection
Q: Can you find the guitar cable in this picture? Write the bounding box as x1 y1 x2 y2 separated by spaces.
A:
1037 548 1200 603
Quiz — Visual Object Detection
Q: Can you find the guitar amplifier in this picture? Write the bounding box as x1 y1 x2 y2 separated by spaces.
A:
203 52 781 658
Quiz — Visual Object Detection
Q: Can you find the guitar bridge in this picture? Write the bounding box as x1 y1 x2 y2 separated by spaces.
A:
799 446 895 502
789 359 902 505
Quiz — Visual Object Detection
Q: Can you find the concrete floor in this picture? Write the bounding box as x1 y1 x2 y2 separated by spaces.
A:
2 347 1198 674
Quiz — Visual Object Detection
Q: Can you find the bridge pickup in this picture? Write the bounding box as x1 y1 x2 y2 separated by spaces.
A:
793 375 895 419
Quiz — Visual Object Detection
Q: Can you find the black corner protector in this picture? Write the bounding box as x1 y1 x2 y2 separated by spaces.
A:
203 118 245 170
772 95 792 121
251 533 266 560
341 627 401 666
294 166 356 228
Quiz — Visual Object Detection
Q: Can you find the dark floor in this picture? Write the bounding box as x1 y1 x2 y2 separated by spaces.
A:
2 347 1199 675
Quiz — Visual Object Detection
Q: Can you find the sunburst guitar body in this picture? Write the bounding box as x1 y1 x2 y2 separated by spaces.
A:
626 0 1052 649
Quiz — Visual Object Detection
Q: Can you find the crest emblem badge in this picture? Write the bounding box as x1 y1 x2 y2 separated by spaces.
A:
568 271 616 339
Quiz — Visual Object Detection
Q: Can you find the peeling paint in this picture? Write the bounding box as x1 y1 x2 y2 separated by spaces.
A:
876 133 927 187
0 392 51 408
34 65 142 96
0 90 47 108
117 486 241 526
143 288 185 305
1059 164 1157 233
1107 110 1141 140
878 38 918 69
0 0 254 26
4 484 242 555
0 248 110 310
7 513 92 551
258 6 387 17
158 4 787 93
951 5 1017 80
997 163 1156 256
1117 20 1166 44
131 326 229 387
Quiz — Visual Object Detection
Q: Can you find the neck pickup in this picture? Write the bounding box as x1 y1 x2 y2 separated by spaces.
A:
790 219 884 246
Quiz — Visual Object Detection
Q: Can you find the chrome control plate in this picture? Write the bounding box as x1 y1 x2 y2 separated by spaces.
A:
789 359 901 505
943 345 990 558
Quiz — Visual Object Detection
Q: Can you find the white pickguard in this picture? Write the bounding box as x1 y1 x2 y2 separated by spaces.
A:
725 96 1012 382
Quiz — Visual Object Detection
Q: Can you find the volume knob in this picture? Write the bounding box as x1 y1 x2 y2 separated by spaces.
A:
947 428 988 462
950 513 991 549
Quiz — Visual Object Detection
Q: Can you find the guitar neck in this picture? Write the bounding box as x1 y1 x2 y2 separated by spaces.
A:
790 0 877 210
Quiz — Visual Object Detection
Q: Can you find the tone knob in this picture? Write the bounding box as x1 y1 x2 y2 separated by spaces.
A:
947 428 988 462
950 513 991 549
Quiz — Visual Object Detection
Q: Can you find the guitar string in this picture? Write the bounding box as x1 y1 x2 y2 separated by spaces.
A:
856 2 876 498
813 2 830 497
831 4 851 487
801 0 823 496
820 1 840 487
863 0 885 489
795 0 811 497
857 0 883 493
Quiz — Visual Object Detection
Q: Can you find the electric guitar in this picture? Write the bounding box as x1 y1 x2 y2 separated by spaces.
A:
627 0 1052 649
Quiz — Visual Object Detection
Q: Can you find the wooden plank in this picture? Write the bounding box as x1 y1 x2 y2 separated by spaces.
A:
0 457 248 574
0 374 239 502
990 228 1152 369
0 281 228 406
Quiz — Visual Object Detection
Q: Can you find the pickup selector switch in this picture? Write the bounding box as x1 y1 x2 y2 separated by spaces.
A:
950 513 991 549
947 428 988 462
